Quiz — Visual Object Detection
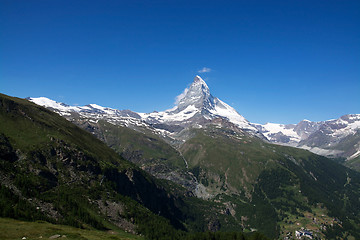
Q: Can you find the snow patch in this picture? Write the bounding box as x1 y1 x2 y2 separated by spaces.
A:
259 122 301 142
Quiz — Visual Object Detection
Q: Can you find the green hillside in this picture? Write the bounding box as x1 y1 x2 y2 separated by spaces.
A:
180 125 360 239
0 94 185 239
62 111 360 239
0 93 271 240
68 112 360 239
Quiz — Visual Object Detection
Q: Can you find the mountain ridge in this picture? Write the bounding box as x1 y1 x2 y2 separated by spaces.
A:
253 114 360 166
28 75 360 168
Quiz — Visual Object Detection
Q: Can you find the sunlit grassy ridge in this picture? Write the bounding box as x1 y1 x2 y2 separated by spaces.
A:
97 120 186 169
180 125 360 238
0 218 142 240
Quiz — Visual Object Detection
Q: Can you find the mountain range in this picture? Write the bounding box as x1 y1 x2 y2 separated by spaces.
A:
29 75 360 171
1 75 360 239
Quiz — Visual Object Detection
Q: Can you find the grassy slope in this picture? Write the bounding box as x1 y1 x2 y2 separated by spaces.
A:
180 126 360 239
97 120 186 170
0 93 131 170
0 93 193 239
0 218 142 240
181 127 280 192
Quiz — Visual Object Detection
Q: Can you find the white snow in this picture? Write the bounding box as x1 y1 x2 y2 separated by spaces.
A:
29 76 260 133
260 122 301 142
29 97 121 117
323 114 360 138
194 75 208 87
29 97 81 112
29 78 359 155
209 99 256 130
89 104 106 110
140 105 199 122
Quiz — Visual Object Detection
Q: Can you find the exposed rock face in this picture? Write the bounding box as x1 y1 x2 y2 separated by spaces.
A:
176 75 213 112
294 120 321 139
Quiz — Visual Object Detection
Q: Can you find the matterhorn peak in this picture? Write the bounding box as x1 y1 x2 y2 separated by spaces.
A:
176 75 213 111
30 75 257 134
149 75 255 131
191 75 209 91
193 75 206 83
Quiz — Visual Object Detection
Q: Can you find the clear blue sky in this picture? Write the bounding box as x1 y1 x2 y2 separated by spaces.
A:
1 0 359 124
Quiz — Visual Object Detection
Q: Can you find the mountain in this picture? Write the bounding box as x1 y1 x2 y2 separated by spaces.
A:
26 76 360 239
138 76 257 132
0 93 184 234
4 93 263 240
27 76 264 195
29 76 257 135
254 115 360 170
29 76 360 172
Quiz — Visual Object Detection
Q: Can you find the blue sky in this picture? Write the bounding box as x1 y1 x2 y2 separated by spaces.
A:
1 0 359 124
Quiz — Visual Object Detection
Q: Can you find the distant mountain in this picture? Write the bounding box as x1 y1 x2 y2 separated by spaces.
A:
28 76 360 171
254 115 360 170
29 76 257 134
28 75 360 172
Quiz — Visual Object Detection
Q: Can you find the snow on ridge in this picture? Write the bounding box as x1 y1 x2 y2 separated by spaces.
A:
260 122 301 142
89 104 107 110
209 98 255 130
193 75 208 87
321 114 360 137
29 97 81 112
29 75 258 132
140 105 199 122
29 97 122 118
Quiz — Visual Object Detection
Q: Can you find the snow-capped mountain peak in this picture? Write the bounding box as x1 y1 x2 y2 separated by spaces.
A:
29 76 257 133
177 75 212 112
27 97 142 120
254 114 360 160
140 75 256 131
28 97 81 114
27 76 360 161
193 75 207 85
